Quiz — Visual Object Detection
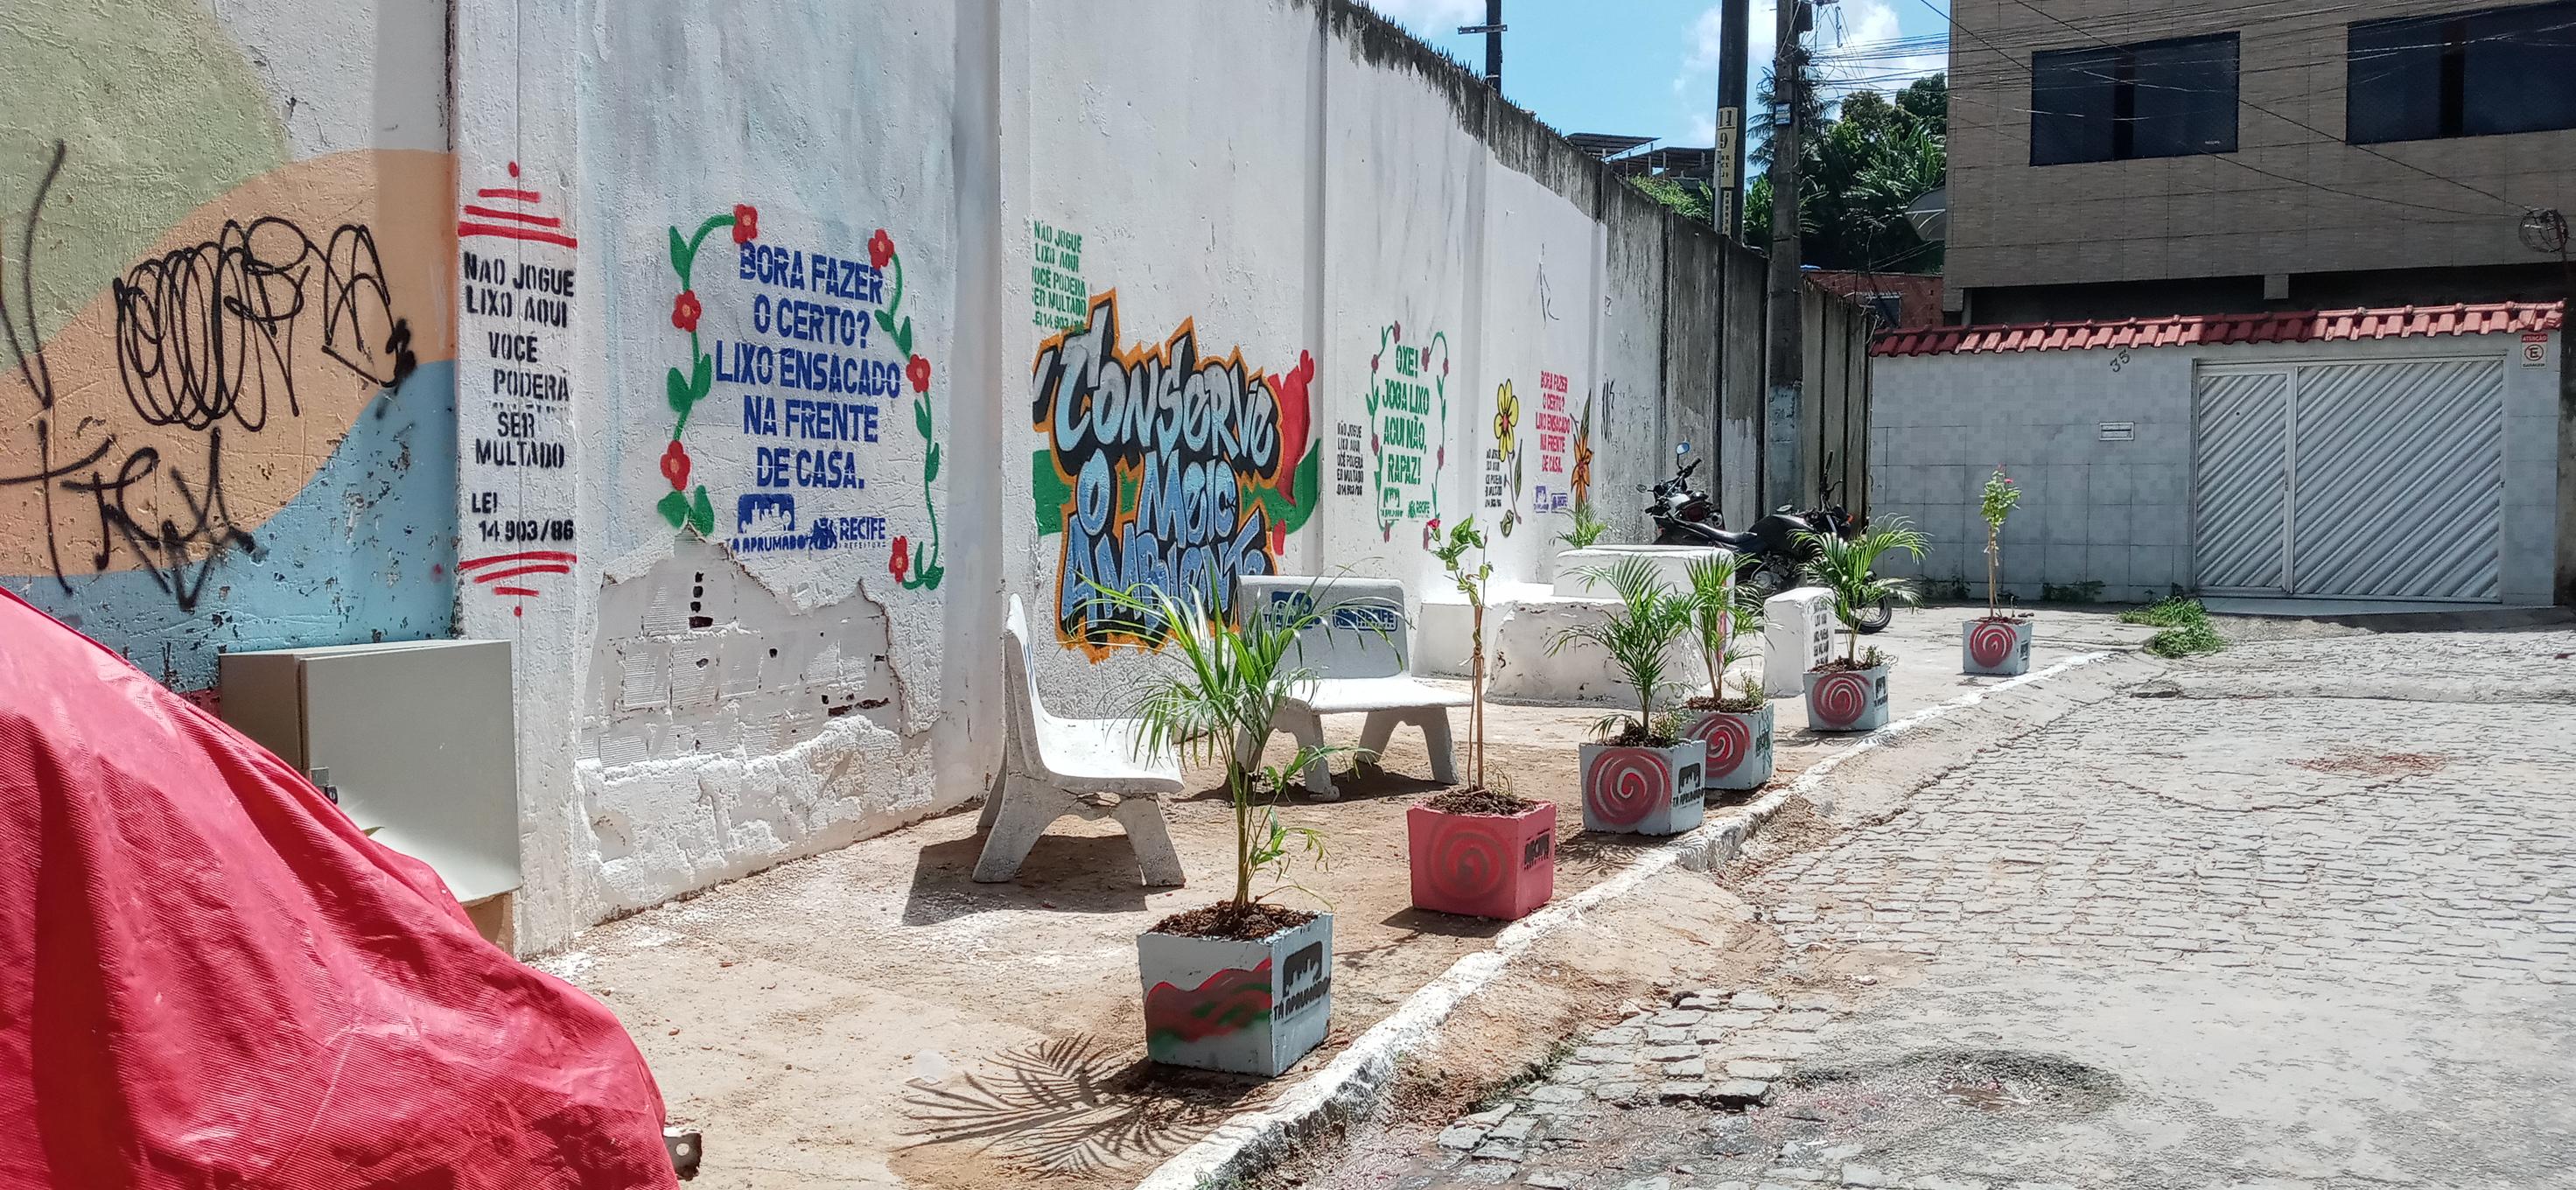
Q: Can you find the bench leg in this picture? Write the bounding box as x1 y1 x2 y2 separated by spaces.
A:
972 777 1070 883
1282 708 1337 800
1357 710 1399 766
975 763 1008 833
1112 795 1186 887
1416 709 1460 784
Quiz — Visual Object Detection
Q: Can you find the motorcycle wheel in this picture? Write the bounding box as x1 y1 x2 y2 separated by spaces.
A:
1854 593 1895 634
1744 562 1788 599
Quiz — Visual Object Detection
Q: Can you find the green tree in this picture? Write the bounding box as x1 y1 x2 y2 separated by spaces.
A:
1732 74 1948 274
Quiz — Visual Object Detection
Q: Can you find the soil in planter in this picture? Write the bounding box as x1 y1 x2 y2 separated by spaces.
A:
1684 691 1767 713
1973 613 2032 624
1813 649 1894 674
1602 722 1684 748
1421 787 1541 816
1149 900 1317 942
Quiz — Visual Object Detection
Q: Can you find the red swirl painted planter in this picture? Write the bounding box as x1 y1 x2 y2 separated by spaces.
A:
1577 740 1706 836
1804 662 1893 732
1683 704 1775 791
1962 616 2034 676
1407 801 1557 920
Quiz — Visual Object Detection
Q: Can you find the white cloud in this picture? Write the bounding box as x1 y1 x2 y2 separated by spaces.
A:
1360 0 1484 30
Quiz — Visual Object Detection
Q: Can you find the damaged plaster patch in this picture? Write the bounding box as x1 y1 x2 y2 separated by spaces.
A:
574 537 945 918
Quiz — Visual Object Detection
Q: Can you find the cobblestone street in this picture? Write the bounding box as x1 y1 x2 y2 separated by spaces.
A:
1346 628 2576 1190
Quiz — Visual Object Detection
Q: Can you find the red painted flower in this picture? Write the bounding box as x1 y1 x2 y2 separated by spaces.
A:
659 441 691 491
907 354 933 394
869 228 895 270
671 290 702 332
1273 350 1314 479
1391 320 1403 342
1428 517 1443 534
732 204 760 243
890 536 911 581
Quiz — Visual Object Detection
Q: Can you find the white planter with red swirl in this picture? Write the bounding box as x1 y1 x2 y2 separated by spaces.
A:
1576 740 1707 836
1803 662 1893 732
1683 704 1774 792
1962 616 2034 676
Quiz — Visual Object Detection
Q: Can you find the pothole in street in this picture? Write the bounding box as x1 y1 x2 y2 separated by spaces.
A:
2291 750 2447 779
1777 1046 2124 1124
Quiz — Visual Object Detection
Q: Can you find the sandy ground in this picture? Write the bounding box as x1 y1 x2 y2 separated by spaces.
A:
529 606 2155 1190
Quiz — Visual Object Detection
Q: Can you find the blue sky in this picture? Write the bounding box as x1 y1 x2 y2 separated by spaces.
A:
1366 0 1952 147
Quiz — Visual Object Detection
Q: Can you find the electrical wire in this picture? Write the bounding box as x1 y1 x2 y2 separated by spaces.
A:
1897 0 2530 220
1992 0 2536 212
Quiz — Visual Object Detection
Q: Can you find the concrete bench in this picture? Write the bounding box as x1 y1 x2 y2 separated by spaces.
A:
1240 576 1468 801
973 595 1186 886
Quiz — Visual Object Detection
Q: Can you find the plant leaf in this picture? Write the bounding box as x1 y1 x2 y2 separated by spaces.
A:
924 442 942 483
667 367 691 414
875 308 897 338
691 352 712 399
687 486 715 536
656 488 690 528
914 397 933 438
668 227 690 282
893 317 915 358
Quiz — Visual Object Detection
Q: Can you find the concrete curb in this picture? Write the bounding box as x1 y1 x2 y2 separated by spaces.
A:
1129 651 2118 1190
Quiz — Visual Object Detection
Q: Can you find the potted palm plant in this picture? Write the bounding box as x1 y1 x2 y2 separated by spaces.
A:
1414 517 1555 920
1801 519 1928 732
1550 557 1705 836
1679 555 1774 792
1964 468 2034 676
1104 579 1350 1078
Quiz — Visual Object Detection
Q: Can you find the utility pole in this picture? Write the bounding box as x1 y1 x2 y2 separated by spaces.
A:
1460 1 1505 89
1715 0 1750 240
1763 0 1806 513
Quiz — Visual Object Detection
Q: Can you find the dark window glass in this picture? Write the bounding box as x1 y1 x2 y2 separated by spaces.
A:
2031 34 2238 165
2350 1 2576 143
2132 35 2242 155
2347 15 2449 143
1865 294 1905 326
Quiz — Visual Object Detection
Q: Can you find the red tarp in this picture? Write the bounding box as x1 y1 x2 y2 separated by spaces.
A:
0 589 677 1189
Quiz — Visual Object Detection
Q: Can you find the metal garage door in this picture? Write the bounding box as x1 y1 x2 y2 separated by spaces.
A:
2191 359 2504 600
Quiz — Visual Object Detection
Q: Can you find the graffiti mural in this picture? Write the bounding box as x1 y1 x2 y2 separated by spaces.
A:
1531 370 1574 514
1572 388 1595 512
656 207 945 590
1481 379 1525 536
1031 291 1320 655
458 161 580 617
1 142 458 695
1362 321 1449 545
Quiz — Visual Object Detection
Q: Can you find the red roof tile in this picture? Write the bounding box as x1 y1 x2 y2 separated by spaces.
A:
1871 302 2565 357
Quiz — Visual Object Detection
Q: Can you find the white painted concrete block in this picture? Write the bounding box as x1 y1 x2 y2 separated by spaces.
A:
1550 545 1734 598
1762 588 1835 697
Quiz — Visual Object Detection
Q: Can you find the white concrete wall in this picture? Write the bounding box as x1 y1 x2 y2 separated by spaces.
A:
438 0 1753 953
1870 331 2565 606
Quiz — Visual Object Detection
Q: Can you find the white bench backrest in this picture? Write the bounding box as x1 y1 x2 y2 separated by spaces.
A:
1236 576 1410 680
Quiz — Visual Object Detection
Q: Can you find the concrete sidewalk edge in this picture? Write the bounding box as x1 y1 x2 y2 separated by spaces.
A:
1129 650 2124 1190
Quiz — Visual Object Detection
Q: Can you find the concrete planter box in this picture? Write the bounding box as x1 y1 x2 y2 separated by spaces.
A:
1406 802 1557 920
1804 662 1893 732
1578 740 1706 836
1963 616 2034 676
1684 704 1774 792
1138 912 1333 1078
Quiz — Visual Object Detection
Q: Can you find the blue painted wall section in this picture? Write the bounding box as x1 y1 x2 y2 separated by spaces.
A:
2 362 460 694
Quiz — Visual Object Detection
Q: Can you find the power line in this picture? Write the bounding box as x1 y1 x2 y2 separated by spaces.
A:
1992 0 2530 213
1901 0 2528 221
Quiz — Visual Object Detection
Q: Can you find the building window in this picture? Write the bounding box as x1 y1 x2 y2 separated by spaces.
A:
2348 1 2576 144
1862 293 1905 326
2031 33 2241 165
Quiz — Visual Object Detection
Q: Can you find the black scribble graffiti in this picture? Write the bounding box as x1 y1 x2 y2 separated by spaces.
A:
1537 258 1560 322
112 214 416 430
901 1034 1235 1177
0 139 417 611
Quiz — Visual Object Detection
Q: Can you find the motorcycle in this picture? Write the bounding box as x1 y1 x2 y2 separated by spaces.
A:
1642 444 1893 634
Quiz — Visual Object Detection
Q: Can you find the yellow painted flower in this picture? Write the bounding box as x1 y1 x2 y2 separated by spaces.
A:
1492 381 1519 458
1571 427 1594 507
